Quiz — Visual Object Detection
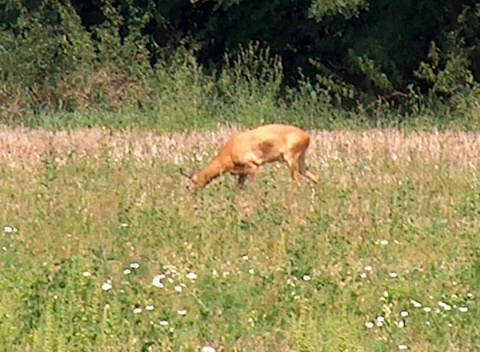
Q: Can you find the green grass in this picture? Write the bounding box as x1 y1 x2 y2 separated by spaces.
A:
0 128 479 351
4 107 359 132
2 104 478 133
7 102 480 133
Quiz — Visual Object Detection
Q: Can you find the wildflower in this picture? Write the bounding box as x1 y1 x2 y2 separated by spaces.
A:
102 280 112 291
248 269 254 275
467 293 473 298
159 320 169 326
302 275 311 281
400 310 409 317
186 272 198 280
130 262 140 269
423 307 432 313
120 223 128 228
83 271 92 277
389 272 398 278
398 344 408 350
365 322 374 329
410 299 422 308
4 226 17 233
448 323 453 327
360 273 367 278
380 240 389 246
364 265 373 271
174 285 183 293
242 255 249 261
202 346 216 352
458 307 468 313
133 307 142 314
152 275 164 288
438 301 452 311
123 268 132 275
397 320 405 328
177 309 187 315
167 267 177 274
212 269 219 277
376 316 384 326
146 305 155 311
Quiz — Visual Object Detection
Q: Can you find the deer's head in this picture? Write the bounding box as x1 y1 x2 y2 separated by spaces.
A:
180 168 201 191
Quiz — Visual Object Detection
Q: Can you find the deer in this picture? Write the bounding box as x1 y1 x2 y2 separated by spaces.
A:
181 124 319 190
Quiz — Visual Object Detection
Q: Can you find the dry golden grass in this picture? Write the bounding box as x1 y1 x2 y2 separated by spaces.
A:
1 126 479 171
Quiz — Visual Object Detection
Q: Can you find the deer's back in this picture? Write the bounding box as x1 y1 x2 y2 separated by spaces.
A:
227 124 310 165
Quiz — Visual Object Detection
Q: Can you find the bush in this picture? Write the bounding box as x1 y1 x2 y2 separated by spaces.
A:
1 0 480 131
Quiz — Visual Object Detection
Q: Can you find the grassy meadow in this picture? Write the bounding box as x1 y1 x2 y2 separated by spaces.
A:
0 126 479 351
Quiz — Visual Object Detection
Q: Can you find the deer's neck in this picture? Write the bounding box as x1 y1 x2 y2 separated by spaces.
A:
195 157 227 187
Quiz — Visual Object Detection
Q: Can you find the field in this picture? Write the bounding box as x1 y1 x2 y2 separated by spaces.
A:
0 126 479 351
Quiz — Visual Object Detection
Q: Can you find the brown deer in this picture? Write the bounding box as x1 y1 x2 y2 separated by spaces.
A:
181 124 319 190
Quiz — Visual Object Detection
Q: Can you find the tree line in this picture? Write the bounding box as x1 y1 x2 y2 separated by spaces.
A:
1 0 479 120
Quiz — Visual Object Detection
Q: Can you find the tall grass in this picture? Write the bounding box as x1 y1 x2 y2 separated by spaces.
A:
0 127 478 351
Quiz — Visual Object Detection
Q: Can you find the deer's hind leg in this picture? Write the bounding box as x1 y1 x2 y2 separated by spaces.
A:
283 153 302 186
298 151 319 183
284 148 319 186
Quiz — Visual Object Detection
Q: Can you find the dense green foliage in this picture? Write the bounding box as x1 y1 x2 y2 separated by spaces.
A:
1 0 480 127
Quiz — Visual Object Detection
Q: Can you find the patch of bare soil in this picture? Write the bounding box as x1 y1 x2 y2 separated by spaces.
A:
0 126 479 171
